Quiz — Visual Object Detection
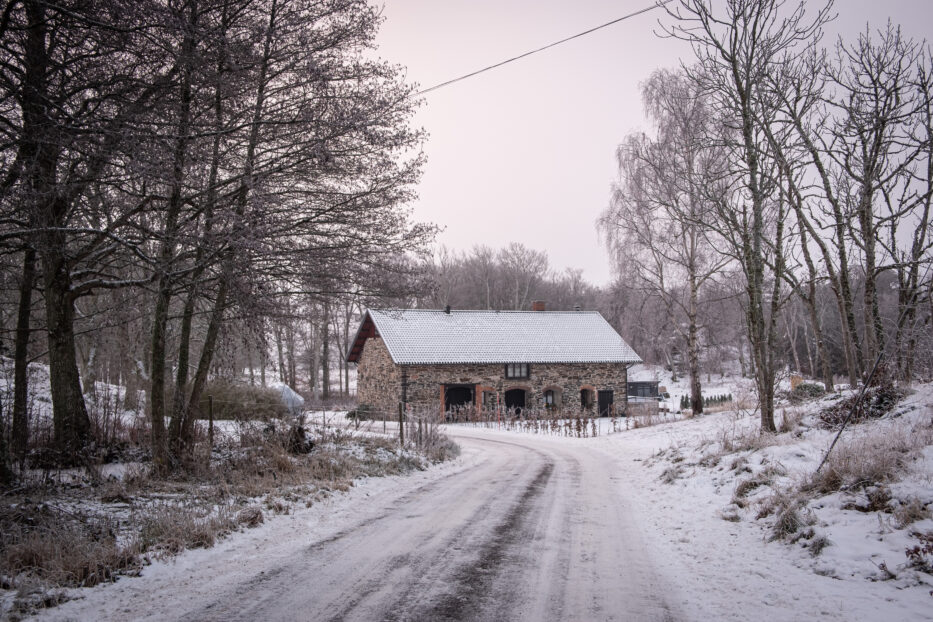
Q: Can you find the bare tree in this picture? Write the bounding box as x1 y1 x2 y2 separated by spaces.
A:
663 0 833 431
602 68 730 414
499 243 549 310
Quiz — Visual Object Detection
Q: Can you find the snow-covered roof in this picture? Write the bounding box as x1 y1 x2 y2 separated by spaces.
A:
627 364 660 383
271 382 305 415
347 308 642 365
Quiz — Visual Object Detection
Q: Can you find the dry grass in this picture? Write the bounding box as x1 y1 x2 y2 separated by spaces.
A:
778 407 803 434
660 464 685 484
137 503 238 556
893 498 931 529
0 505 141 589
804 417 933 494
0 413 459 612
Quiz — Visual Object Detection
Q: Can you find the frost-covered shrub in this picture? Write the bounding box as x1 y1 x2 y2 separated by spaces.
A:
804 419 931 493
788 382 825 403
905 531 933 573
819 384 911 428
194 380 289 421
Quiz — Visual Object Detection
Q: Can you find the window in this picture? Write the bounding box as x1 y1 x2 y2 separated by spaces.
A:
505 363 529 379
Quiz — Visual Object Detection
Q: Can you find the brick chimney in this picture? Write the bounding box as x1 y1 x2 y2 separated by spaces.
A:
531 300 546 312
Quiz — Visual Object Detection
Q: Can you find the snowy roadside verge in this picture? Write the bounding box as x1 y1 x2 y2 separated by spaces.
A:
0 410 458 621
601 387 933 621
23 442 474 622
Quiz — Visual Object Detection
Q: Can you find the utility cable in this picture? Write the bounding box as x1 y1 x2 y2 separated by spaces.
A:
415 0 672 96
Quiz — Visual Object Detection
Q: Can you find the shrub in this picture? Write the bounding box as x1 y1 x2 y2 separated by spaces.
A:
0 505 141 589
778 407 802 434
788 382 825 404
894 498 931 529
346 404 373 420
819 384 911 428
138 503 237 555
905 531 933 573
732 474 770 506
194 380 289 421
236 506 264 528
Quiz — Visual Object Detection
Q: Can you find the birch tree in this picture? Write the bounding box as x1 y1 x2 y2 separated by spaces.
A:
603 68 729 415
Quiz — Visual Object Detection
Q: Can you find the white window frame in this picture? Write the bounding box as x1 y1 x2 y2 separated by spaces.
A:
505 363 529 379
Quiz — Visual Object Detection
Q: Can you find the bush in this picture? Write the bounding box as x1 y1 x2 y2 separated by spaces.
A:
905 531 933 573
195 380 289 421
819 384 910 427
0 504 141 588
346 404 374 420
788 382 825 404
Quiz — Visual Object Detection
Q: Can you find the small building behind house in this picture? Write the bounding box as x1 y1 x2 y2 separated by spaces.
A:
346 303 642 417
626 364 661 417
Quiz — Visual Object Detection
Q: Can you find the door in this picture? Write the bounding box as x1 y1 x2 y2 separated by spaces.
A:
597 390 614 417
504 388 526 413
444 385 474 414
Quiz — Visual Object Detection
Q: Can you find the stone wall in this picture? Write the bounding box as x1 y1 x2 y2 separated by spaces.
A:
356 336 401 414
356 336 632 415
404 361 629 415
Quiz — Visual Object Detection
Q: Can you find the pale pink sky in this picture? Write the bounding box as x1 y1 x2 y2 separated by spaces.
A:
375 1 933 286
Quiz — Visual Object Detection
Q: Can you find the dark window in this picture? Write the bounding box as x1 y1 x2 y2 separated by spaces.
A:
505 363 529 379
505 388 526 412
627 382 658 398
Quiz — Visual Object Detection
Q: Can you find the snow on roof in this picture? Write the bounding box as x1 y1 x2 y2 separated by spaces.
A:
627 364 661 383
270 382 305 415
350 308 642 365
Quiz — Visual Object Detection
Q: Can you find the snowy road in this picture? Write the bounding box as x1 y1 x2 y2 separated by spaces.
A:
40 428 678 622
34 414 933 622
182 429 676 622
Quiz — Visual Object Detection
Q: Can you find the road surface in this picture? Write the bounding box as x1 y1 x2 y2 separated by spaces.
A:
41 428 680 622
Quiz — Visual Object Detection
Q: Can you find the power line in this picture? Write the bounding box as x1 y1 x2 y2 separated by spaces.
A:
415 1 672 96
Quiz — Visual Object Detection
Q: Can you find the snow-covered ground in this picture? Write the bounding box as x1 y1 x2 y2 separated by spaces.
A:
21 379 933 621
590 386 933 620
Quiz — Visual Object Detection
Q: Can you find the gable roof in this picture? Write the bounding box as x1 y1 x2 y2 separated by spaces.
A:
346 308 641 365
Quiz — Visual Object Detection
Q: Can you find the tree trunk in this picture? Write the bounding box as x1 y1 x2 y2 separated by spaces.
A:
0 393 11 485
687 273 703 414
185 280 228 431
784 313 802 374
737 332 747 378
321 303 330 400
805 296 834 391
168 286 196 453
275 325 286 383
308 319 319 398
12 247 36 459
44 262 91 460
286 322 297 389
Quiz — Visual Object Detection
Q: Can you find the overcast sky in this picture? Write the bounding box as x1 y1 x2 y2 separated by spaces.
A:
374 0 933 287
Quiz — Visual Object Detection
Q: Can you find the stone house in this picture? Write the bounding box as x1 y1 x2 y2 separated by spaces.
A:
346 304 642 416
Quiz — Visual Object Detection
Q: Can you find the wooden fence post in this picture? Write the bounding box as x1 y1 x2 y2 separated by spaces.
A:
208 394 214 448
398 403 404 446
